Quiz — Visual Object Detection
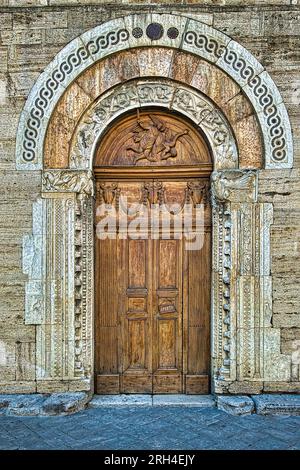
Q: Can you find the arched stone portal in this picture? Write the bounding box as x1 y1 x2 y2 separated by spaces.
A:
19 14 293 395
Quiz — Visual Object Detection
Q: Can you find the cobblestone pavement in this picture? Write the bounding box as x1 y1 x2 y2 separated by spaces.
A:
0 407 299 450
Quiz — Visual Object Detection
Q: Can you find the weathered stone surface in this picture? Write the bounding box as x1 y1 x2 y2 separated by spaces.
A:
263 382 300 393
6 394 46 416
271 227 300 275
281 328 300 354
0 392 91 416
153 395 215 407
217 395 254 415
0 382 36 394
273 314 300 328
36 381 69 394
252 394 300 415
41 392 89 415
90 394 152 407
228 381 263 395
273 275 300 315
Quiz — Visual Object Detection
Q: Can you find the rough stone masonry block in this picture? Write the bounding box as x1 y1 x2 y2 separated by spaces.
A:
217 395 254 416
252 394 300 415
41 392 89 415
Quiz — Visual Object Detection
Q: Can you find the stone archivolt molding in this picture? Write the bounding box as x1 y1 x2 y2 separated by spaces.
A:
16 13 293 170
70 80 238 171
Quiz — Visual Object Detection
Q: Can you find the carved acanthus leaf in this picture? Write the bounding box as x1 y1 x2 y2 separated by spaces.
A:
211 170 257 203
42 170 94 196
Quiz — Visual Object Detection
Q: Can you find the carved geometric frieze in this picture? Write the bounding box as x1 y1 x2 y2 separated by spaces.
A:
70 80 238 171
15 13 293 170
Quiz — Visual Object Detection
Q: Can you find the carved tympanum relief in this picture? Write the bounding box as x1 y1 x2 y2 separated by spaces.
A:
127 113 188 164
94 106 212 168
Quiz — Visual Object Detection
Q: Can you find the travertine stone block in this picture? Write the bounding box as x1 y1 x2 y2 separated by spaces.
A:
263 382 300 393
264 329 291 381
252 394 300 415
217 395 254 415
228 381 263 395
273 314 300 328
0 382 36 394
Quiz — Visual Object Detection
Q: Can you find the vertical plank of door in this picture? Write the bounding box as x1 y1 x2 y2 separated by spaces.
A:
185 228 211 394
121 236 152 393
118 236 126 393
95 237 120 394
182 235 189 393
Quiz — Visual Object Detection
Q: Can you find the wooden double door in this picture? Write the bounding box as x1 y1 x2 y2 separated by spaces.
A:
94 176 211 394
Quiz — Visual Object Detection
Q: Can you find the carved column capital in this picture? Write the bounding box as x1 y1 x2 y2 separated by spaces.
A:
211 170 258 204
42 170 94 196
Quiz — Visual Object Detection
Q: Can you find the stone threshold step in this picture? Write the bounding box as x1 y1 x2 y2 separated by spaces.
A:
90 394 300 416
89 394 216 408
1 393 300 416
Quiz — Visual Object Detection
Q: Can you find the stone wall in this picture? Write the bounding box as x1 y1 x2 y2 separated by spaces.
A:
0 1 299 393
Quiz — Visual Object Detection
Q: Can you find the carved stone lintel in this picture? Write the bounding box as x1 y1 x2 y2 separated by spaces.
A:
211 170 258 204
42 170 94 196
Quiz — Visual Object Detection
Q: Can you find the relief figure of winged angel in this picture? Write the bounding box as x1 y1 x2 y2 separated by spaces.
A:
126 113 188 164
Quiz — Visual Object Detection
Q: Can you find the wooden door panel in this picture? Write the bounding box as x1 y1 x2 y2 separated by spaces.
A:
121 237 152 393
153 375 182 394
95 176 211 394
95 238 120 394
128 239 147 288
153 238 183 393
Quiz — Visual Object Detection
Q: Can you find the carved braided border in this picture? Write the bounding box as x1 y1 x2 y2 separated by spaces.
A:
222 48 286 162
22 29 129 163
185 32 287 163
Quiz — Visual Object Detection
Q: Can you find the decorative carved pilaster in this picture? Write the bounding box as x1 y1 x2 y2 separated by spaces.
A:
212 201 233 383
73 194 94 379
211 170 291 392
24 179 94 382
